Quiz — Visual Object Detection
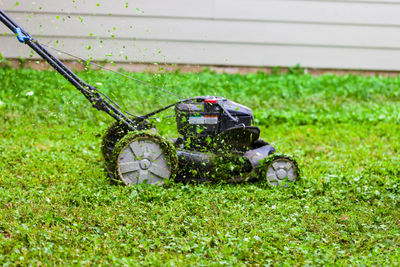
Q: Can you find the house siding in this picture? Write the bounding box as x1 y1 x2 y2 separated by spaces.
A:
1 0 400 70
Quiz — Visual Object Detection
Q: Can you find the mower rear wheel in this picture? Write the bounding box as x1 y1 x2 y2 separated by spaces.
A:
102 120 156 179
102 121 129 163
112 131 177 185
264 155 299 187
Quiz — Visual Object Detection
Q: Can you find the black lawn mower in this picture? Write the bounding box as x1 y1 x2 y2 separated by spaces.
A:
0 9 300 186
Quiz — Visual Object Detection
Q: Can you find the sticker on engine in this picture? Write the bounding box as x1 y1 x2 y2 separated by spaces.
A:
189 115 218 124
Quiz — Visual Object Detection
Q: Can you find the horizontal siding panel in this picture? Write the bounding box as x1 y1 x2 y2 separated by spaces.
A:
0 0 215 18
307 0 400 4
4 0 400 26
2 36 400 70
215 0 400 26
2 0 400 70
2 12 400 49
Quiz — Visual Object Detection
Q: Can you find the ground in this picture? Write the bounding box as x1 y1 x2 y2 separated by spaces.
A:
0 67 399 265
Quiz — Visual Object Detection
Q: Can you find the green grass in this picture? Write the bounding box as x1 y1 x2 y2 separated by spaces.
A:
0 67 399 265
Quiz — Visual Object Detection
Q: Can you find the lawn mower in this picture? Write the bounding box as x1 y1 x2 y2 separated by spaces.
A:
0 9 300 186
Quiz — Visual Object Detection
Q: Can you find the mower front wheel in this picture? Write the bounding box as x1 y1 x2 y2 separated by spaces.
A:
262 155 300 187
111 131 178 186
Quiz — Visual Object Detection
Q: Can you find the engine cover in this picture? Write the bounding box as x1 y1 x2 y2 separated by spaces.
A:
175 96 254 138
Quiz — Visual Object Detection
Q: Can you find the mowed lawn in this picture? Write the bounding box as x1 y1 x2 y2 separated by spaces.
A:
0 67 399 265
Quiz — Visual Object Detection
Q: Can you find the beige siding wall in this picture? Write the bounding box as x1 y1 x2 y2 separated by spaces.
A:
1 0 400 70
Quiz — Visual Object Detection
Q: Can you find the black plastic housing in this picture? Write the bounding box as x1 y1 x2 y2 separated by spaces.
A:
175 96 254 138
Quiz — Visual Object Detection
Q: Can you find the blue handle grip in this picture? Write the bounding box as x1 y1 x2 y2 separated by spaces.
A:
14 27 30 43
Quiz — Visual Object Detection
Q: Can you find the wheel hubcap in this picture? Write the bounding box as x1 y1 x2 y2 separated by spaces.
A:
139 158 151 170
276 169 287 180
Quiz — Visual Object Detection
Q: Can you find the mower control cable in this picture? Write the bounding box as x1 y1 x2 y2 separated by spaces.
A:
40 43 185 100
217 102 239 123
40 43 188 120
0 9 182 130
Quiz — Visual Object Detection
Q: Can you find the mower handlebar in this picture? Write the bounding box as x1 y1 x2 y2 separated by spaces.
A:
0 9 139 131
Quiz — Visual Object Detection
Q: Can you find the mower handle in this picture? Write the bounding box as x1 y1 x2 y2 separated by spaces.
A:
0 9 140 131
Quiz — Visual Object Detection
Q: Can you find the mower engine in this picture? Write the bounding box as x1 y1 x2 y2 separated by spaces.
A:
175 96 253 139
174 96 263 149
